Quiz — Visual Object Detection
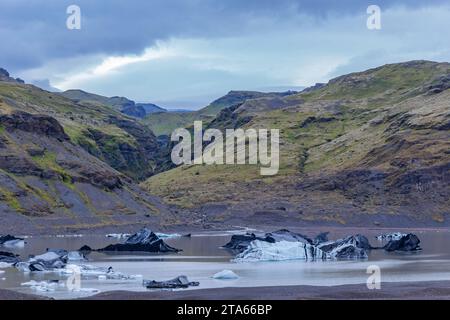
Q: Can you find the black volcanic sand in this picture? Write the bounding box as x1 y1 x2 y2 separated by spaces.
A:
1 282 449 300
83 281 450 300
0 289 50 300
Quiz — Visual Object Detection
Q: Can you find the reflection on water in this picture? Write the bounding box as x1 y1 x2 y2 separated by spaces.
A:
1 229 450 299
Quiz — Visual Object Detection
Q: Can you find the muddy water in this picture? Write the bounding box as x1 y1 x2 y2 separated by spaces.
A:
1 228 449 299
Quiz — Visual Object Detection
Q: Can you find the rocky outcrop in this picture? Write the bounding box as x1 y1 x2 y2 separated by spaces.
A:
426 74 450 94
121 105 146 118
0 112 69 141
0 68 24 84
143 276 199 289
98 228 181 253
83 116 160 181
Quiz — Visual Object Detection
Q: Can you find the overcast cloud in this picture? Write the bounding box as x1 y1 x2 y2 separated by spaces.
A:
1 0 449 109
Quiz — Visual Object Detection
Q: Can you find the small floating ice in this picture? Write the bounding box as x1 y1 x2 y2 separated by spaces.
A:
21 280 64 292
56 234 83 238
212 270 239 280
0 262 13 269
155 233 181 239
3 239 25 248
60 264 142 280
67 251 87 261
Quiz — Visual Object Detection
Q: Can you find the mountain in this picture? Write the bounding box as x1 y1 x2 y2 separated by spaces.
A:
136 103 167 114
142 61 450 227
142 90 298 136
59 90 167 118
0 71 176 233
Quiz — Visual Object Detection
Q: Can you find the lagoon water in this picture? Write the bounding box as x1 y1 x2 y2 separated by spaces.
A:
1 228 450 299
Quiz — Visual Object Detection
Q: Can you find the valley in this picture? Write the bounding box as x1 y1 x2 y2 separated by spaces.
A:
1 60 449 234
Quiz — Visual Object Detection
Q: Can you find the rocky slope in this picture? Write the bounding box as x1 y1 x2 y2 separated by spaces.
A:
0 74 175 234
143 61 450 227
1 84 165 180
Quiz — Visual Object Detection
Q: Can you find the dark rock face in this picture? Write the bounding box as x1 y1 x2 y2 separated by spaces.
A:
426 74 450 94
0 68 24 83
384 233 421 252
302 83 326 93
0 112 69 141
0 251 19 264
98 228 181 253
0 154 43 176
0 68 10 78
143 275 199 289
121 105 146 118
83 116 160 181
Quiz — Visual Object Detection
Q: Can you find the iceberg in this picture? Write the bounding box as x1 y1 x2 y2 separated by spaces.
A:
143 275 199 289
0 251 19 264
233 240 330 262
383 233 421 252
0 235 25 248
317 235 371 259
99 228 181 253
21 280 64 292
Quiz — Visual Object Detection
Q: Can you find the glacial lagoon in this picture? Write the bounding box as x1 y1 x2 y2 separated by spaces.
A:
1 228 450 299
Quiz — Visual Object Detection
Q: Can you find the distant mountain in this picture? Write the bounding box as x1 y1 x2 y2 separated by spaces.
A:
142 90 298 136
59 90 166 118
136 103 167 114
143 60 450 227
0 68 25 84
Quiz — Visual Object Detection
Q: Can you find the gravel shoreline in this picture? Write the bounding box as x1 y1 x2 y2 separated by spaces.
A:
83 281 450 300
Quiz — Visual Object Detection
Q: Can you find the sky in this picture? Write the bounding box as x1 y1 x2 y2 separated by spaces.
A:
1 0 450 110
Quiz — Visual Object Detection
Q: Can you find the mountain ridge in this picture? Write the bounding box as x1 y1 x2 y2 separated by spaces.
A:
143 60 450 227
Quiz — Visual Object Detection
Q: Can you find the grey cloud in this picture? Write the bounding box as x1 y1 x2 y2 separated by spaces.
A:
1 0 448 72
